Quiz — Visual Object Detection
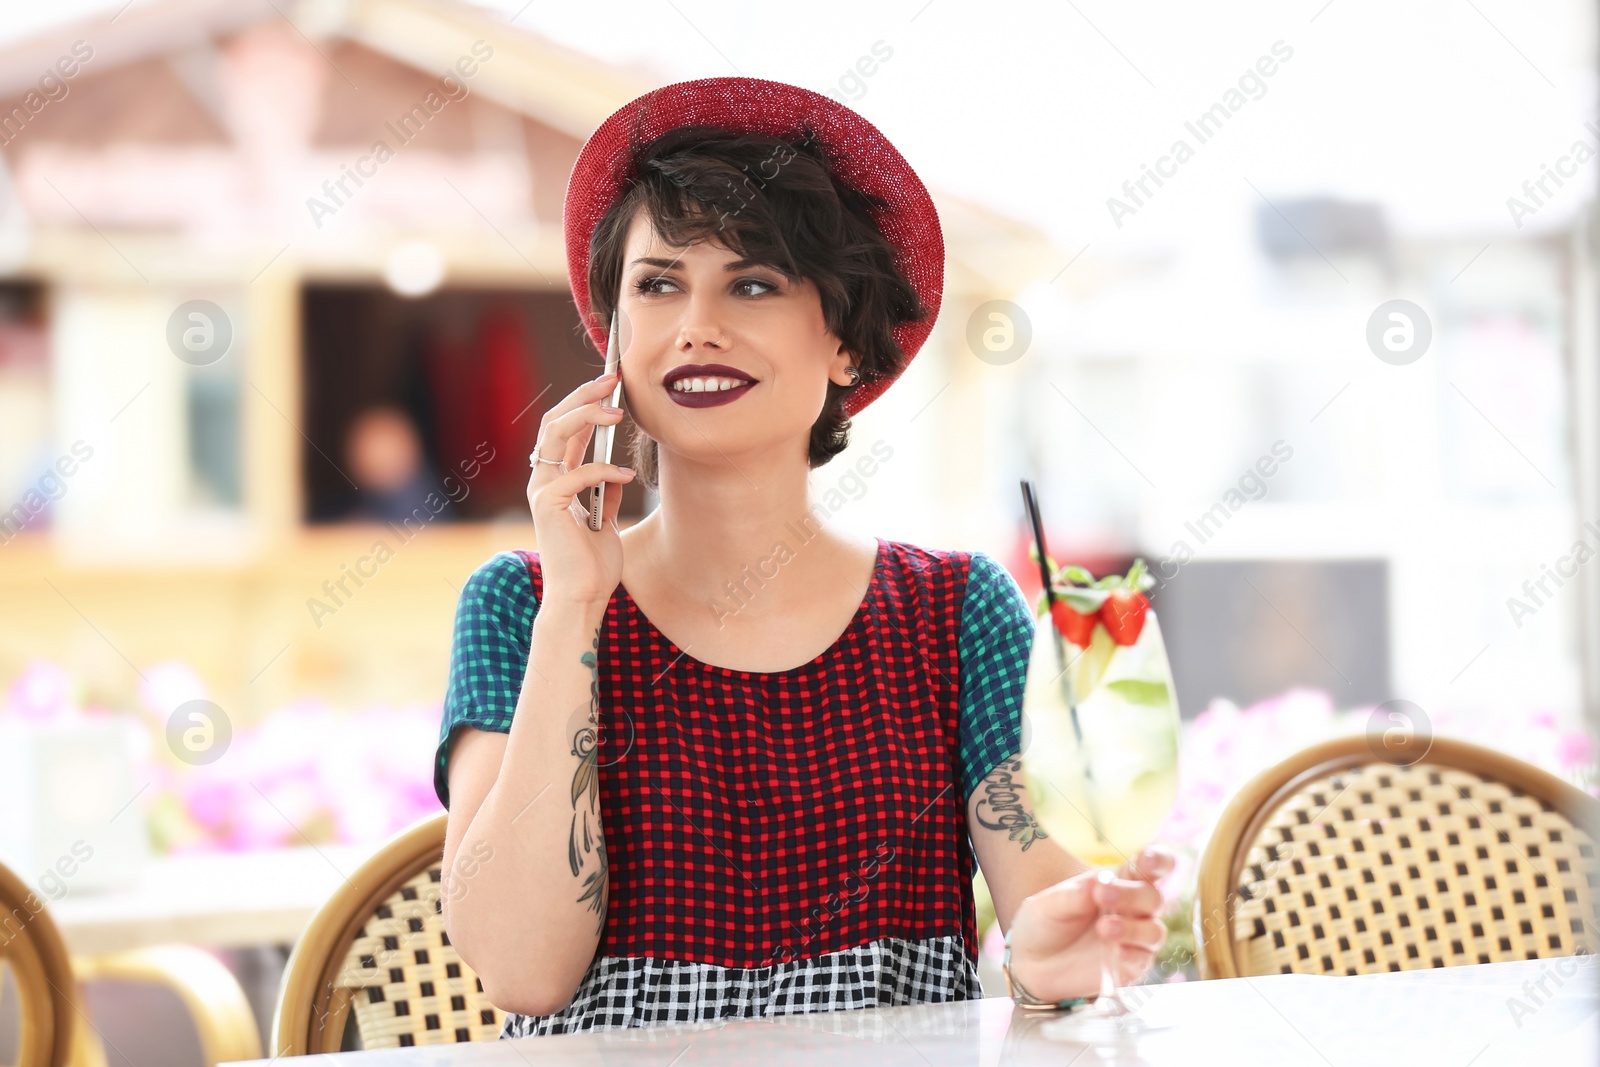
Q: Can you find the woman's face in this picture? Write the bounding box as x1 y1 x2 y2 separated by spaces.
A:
615 206 852 470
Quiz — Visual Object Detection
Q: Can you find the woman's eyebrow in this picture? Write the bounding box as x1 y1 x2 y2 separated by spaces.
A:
627 256 773 273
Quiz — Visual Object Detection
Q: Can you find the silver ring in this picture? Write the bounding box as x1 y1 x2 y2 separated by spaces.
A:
529 433 564 469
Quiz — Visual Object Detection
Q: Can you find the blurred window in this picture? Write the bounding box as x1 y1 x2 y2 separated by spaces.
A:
0 281 51 533
299 284 640 525
186 347 242 510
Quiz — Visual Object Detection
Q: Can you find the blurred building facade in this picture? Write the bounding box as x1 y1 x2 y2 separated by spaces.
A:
0 0 1060 722
1002 191 1592 730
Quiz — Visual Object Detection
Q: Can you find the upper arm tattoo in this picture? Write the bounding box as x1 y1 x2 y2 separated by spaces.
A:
972 756 1049 851
567 626 609 934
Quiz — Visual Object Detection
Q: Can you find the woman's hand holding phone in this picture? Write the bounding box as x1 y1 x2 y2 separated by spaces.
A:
525 371 634 608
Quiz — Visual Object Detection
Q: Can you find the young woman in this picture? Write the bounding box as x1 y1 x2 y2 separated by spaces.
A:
433 76 1175 1035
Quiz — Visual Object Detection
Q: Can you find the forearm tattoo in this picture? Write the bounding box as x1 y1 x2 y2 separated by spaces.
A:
568 626 609 934
973 757 1049 851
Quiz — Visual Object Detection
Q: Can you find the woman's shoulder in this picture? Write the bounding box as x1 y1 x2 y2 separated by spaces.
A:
877 537 1012 588
458 549 540 612
876 539 1030 631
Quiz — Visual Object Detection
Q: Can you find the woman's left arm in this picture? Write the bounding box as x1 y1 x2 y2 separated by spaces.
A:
967 755 1177 1001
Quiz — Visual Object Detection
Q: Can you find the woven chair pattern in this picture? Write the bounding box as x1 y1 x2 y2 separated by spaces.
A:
1226 760 1599 976
331 865 504 1047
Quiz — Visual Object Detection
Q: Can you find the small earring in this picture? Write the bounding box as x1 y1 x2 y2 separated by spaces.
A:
844 366 860 385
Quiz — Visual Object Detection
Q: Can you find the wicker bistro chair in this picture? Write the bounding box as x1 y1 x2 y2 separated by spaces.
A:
1 859 83 1067
272 811 506 1055
1195 733 1600 979
1 859 260 1067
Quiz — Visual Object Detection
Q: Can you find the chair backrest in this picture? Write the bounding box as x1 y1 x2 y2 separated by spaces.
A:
271 812 504 1054
1195 733 1600 979
0 859 84 1067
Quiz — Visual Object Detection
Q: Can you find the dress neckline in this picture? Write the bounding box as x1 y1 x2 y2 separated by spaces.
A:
614 535 887 679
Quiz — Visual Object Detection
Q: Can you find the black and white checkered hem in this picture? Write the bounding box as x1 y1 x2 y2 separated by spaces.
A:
499 934 982 1037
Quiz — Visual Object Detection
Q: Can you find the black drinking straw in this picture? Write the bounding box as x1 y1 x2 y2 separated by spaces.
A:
1020 479 1108 846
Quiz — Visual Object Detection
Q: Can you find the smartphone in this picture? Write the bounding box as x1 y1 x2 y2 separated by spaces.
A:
587 310 624 532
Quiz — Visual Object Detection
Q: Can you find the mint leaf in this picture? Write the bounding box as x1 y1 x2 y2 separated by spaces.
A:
1060 588 1110 613
1105 678 1170 706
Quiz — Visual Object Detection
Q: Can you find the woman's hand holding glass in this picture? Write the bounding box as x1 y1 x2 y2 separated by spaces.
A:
1004 846 1176 1001
525 370 635 607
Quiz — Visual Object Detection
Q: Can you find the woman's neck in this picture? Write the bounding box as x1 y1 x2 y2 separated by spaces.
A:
620 452 865 617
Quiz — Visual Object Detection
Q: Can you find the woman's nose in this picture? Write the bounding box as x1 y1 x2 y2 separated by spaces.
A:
676 290 727 349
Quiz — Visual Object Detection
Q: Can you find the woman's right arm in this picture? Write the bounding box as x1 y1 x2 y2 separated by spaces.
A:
441 595 611 1016
440 367 636 1015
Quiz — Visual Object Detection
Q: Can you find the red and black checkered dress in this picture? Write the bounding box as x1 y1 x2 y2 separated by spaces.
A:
435 536 1034 1034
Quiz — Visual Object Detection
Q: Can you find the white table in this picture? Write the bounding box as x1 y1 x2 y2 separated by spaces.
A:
50 843 378 954
222 955 1598 1065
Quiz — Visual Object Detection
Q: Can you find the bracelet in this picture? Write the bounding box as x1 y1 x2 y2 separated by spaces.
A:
1002 926 1090 1012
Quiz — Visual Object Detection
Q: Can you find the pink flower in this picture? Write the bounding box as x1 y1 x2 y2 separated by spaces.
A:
982 918 1005 961
1556 731 1594 772
1157 851 1193 906
6 660 72 721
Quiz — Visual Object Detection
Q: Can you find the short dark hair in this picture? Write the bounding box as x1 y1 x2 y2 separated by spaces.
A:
584 124 928 491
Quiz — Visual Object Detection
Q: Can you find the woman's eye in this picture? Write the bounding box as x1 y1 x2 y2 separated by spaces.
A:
634 276 676 295
632 275 777 297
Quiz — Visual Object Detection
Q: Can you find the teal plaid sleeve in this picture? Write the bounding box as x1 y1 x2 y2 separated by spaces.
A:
433 550 539 810
955 551 1035 804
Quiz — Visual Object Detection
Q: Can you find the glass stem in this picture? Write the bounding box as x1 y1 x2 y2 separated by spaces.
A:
1095 868 1126 1015
1099 930 1122 1009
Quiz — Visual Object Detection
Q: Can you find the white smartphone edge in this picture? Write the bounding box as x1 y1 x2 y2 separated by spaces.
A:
588 313 622 531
